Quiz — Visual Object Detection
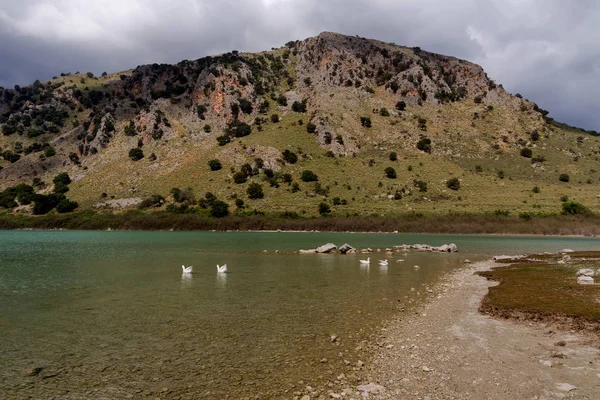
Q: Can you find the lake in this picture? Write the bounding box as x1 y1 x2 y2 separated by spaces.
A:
1 231 599 398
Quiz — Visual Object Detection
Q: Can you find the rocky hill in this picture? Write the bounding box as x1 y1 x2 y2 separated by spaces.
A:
1 32 599 217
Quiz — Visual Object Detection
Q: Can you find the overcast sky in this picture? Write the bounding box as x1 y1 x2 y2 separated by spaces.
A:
1 0 598 130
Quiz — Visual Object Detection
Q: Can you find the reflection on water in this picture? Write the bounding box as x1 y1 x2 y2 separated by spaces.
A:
216 271 227 289
1 231 600 398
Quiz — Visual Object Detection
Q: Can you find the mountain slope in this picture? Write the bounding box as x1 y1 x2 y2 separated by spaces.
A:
1 32 599 216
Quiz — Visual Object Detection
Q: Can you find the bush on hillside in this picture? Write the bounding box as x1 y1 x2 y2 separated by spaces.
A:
384 167 397 179
208 159 222 171
446 177 460 190
318 202 331 215
561 201 589 215
129 148 144 161
210 200 229 218
282 149 298 164
520 148 532 158
301 170 318 182
247 182 264 199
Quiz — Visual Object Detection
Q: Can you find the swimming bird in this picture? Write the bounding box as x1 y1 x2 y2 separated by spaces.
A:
359 257 370 265
379 260 388 266
217 264 228 273
182 265 193 274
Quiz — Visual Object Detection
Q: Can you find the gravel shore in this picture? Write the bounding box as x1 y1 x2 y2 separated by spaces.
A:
357 259 600 400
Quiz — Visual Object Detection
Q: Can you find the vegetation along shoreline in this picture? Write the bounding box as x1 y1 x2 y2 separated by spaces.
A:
1 211 600 235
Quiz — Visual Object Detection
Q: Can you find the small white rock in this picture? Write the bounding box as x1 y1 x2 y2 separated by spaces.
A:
556 383 576 392
539 360 552 367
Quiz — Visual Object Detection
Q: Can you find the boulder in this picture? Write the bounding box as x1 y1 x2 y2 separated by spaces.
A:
435 243 458 252
577 276 594 285
560 249 574 253
338 243 356 254
299 249 316 254
576 268 595 277
315 243 337 253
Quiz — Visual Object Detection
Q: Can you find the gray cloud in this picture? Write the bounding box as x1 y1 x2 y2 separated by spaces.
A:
0 0 598 130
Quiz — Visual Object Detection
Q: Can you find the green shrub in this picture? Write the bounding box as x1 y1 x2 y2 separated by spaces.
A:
270 114 279 123
210 200 229 218
203 124 211 133
530 130 539 141
395 101 406 111
414 180 428 192
493 209 510 216
233 171 247 184
138 194 164 209
318 202 331 215
306 122 317 133
389 152 397 161
44 147 56 157
416 137 431 153
238 98 253 114
292 100 307 112
32 193 61 215
446 177 460 190
497 170 505 179
561 201 589 215
277 94 287 106
301 170 318 182
379 107 390 117
208 159 222 171
124 120 136 136
217 136 230 146
53 172 71 186
56 199 78 213
54 182 69 194
520 148 532 158
384 167 397 179
282 150 298 164
360 117 372 128
129 148 144 161
559 173 570 182
235 198 245 208
247 182 264 199
532 186 540 193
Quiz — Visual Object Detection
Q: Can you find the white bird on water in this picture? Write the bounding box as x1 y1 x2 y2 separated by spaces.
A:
217 264 228 273
182 265 193 274
359 257 370 265
379 260 388 266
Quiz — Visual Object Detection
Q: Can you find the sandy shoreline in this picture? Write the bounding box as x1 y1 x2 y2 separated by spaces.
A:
352 260 600 399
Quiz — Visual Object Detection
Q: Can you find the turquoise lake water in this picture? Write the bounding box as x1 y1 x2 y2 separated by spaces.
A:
1 231 599 398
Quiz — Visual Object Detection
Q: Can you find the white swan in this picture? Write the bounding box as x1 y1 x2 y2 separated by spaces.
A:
359 257 370 265
182 265 193 274
379 260 388 266
217 264 228 273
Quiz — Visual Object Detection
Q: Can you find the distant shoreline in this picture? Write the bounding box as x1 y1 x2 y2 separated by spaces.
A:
1 211 600 236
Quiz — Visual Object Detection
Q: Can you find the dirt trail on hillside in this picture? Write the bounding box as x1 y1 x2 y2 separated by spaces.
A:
365 260 600 400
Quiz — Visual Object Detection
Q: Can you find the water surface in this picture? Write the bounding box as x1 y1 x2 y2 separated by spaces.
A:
1 231 599 398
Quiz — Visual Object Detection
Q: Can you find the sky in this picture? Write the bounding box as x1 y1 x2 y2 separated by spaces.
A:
1 0 598 130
